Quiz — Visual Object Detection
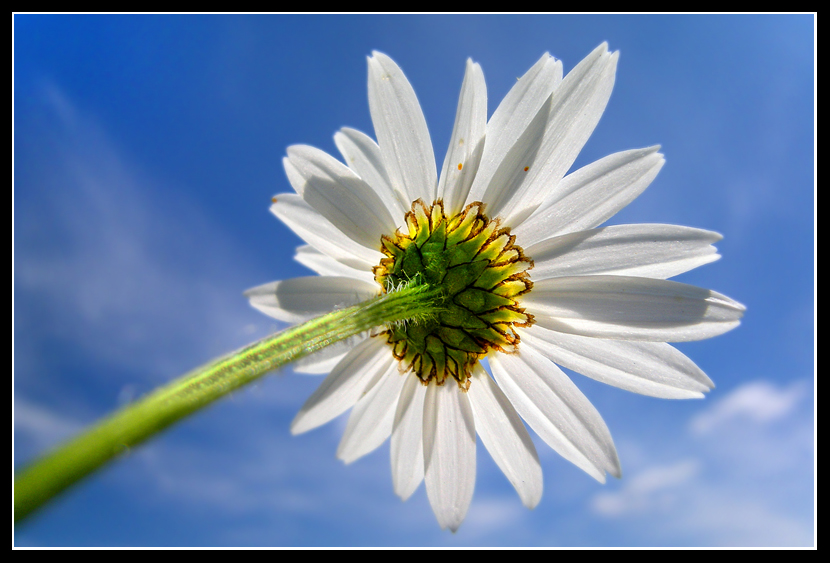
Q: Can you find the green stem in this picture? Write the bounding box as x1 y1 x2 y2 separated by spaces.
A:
14 281 444 524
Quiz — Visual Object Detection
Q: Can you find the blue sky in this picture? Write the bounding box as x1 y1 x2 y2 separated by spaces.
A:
14 15 814 547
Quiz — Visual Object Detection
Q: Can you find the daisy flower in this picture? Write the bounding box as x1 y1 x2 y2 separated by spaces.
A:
245 43 744 532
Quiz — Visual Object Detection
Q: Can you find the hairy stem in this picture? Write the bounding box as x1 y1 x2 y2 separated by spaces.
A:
14 281 443 524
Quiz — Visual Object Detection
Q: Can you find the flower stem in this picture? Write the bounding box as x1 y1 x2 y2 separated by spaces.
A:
14 280 444 524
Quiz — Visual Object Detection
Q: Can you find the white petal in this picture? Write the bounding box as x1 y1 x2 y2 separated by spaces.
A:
292 333 366 375
498 44 619 227
368 52 436 204
285 145 396 248
334 127 408 221
243 276 378 324
521 327 714 399
467 364 542 508
270 193 381 270
293 351 348 375
390 375 426 500
490 346 620 482
473 95 553 224
513 147 664 246
467 53 562 206
423 382 476 532
291 337 394 434
294 244 376 285
337 362 406 464
526 224 722 281
437 58 487 215
522 276 746 342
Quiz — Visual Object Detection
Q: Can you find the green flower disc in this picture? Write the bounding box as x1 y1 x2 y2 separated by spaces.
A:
374 200 534 389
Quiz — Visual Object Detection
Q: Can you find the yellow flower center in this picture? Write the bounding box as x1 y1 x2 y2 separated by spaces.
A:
373 199 534 389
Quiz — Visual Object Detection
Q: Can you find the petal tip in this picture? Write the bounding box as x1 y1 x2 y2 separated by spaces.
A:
522 490 543 510
289 416 307 436
242 281 277 299
440 514 465 533
395 488 416 502
589 42 610 58
336 439 369 465
721 296 747 314
370 51 395 66
285 144 314 160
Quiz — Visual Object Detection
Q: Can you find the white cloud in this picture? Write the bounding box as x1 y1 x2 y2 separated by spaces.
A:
669 490 814 547
589 378 814 546
459 496 527 539
689 380 807 436
14 84 279 482
591 459 699 517
14 84 271 382
13 398 82 453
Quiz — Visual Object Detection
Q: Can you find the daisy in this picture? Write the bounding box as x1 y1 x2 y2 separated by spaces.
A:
245 44 744 532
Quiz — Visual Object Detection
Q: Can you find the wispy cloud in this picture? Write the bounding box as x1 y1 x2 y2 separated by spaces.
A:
689 380 807 436
591 459 699 517
588 378 813 546
14 84 282 483
13 398 83 456
15 84 271 383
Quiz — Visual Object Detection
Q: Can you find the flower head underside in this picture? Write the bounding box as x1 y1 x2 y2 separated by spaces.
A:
245 44 745 532
375 199 533 388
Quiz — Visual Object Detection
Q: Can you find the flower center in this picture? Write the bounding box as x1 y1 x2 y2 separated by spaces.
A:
373 199 534 389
